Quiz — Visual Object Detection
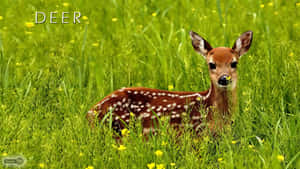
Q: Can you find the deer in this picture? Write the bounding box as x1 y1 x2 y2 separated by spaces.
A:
86 30 253 137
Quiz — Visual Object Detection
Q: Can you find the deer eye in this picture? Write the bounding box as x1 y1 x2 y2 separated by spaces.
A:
231 62 238 68
209 63 216 70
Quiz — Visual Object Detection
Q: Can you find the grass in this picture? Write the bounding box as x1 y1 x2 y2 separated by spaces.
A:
0 0 299 168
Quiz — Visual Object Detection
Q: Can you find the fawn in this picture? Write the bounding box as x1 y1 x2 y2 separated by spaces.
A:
86 30 253 136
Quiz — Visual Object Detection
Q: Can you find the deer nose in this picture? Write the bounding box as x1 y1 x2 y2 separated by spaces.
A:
218 75 231 86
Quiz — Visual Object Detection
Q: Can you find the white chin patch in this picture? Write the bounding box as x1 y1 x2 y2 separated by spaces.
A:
216 81 236 90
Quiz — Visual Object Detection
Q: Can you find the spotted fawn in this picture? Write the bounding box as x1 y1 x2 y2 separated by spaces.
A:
87 30 253 136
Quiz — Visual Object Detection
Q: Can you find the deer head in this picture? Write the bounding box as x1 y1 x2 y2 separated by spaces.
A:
190 31 253 90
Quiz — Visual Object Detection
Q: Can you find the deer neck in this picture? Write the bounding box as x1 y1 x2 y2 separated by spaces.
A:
208 82 237 117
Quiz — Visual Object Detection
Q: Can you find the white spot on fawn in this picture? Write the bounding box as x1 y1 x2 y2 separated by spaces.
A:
192 116 201 120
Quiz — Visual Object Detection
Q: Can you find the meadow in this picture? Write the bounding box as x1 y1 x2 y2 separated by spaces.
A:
0 0 299 168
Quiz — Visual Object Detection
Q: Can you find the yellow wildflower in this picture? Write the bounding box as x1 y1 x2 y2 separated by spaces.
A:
152 12 157 17
69 39 75 44
117 145 126 151
112 18 118 22
130 112 135 117
289 52 294 57
170 163 176 166
231 140 237 144
130 18 134 22
147 162 155 169
63 2 69 7
0 16 3 20
268 2 273 6
121 128 130 137
168 85 174 91
218 158 223 162
79 152 84 157
85 166 94 169
226 76 231 81
156 164 165 169
82 16 88 20
248 145 254 148
161 141 167 146
192 8 195 12
138 25 143 29
93 110 98 116
296 3 300 7
155 150 163 157
259 139 264 144
92 42 99 47
25 22 34 28
2 152 8 156
39 163 45 168
196 97 201 101
260 4 264 8
277 155 284 162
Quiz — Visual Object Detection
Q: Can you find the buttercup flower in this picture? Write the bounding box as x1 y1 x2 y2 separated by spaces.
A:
63 2 69 7
268 2 273 6
121 128 130 137
147 162 155 169
155 150 163 157
85 166 94 169
92 42 99 47
39 163 45 168
277 155 284 162
25 22 34 28
118 145 126 151
82 16 88 20
156 164 165 169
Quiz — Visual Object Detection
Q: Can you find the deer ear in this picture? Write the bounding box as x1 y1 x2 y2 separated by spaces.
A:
232 31 253 57
189 31 213 58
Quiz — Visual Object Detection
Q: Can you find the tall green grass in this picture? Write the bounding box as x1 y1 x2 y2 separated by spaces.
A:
0 0 299 168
